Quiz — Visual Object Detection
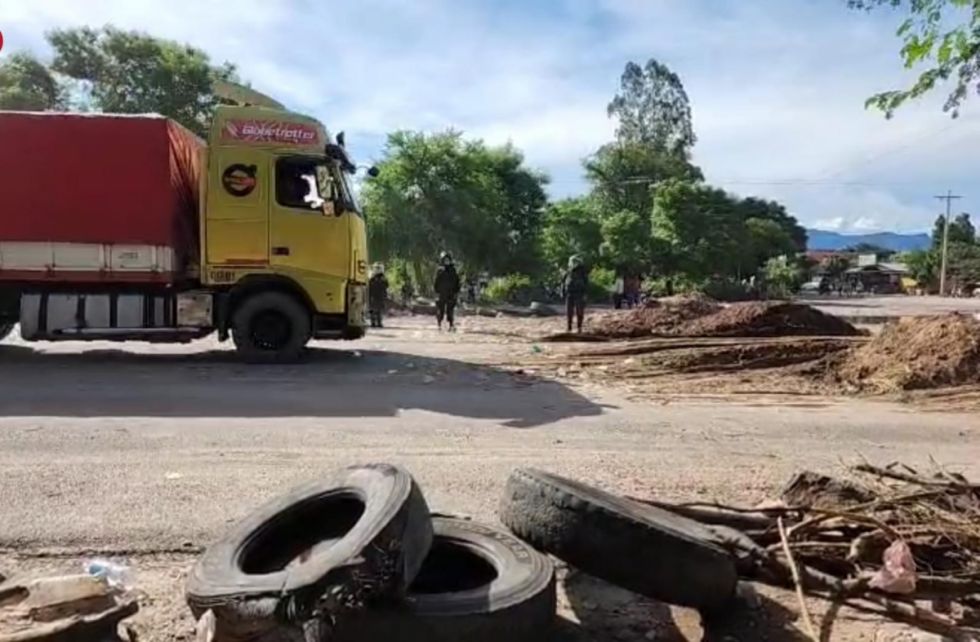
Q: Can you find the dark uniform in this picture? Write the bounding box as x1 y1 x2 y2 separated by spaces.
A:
563 264 589 333
434 263 461 330
368 272 388 328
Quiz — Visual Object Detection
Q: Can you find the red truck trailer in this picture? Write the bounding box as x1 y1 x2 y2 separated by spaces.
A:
0 112 203 285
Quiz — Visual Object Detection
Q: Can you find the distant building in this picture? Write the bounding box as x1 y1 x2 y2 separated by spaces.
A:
845 260 909 293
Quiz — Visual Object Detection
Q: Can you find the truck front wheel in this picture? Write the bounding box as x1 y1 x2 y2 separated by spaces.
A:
231 292 311 363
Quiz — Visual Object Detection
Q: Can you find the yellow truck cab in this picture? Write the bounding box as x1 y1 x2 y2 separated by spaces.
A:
202 105 369 358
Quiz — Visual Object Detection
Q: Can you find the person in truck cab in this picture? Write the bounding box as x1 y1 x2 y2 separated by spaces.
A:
563 255 589 333
434 251 461 331
368 263 388 328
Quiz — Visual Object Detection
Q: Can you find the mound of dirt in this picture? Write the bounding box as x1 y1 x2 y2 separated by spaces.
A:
591 294 722 338
834 314 980 392
685 302 862 338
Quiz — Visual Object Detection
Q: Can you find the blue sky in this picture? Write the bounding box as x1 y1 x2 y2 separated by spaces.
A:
4 0 980 233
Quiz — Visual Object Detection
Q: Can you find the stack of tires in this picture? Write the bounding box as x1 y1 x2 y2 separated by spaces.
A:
186 465 738 642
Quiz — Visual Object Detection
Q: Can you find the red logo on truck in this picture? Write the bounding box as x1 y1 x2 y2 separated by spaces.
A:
222 119 320 145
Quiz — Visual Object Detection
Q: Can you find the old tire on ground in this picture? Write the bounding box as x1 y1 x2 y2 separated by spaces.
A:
0 324 13 342
186 464 433 642
499 468 737 611
333 517 555 642
231 292 311 363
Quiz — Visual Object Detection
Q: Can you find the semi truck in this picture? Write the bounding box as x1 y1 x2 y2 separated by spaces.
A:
0 105 372 362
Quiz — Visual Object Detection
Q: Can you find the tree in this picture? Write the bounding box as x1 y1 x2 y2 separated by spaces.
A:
897 249 937 286
47 26 238 136
585 141 702 219
946 241 980 286
734 197 807 252
539 197 604 275
479 144 549 275
763 255 801 298
607 59 696 156
363 130 549 284
599 210 649 271
849 0 980 116
650 180 746 283
0 52 63 110
932 212 976 247
738 218 798 277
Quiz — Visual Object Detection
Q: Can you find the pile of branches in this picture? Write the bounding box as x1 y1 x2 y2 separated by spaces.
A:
640 461 980 639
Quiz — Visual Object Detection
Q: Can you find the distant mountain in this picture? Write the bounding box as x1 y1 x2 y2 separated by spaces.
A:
806 229 931 252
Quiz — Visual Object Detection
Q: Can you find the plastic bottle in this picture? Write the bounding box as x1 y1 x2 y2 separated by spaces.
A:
84 559 131 590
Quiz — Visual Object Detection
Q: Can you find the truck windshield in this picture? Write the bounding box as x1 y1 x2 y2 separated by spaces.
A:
336 168 363 216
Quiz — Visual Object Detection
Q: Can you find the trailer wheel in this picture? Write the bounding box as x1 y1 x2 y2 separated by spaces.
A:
232 292 311 363
0 324 14 342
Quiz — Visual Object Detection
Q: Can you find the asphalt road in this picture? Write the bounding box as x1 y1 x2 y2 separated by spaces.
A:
1 317 979 551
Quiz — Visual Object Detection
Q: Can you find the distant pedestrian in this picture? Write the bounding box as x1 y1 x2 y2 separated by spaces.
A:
563 255 589 333
613 273 625 309
434 251 461 331
368 263 388 328
624 273 641 308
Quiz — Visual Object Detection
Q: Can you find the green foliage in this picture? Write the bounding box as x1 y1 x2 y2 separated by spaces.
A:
651 179 747 282
946 241 980 284
363 54 804 301
763 255 801 298
897 249 937 285
0 52 63 110
364 130 549 280
735 197 807 251
740 218 798 277
585 142 702 218
599 210 649 270
607 59 696 155
932 212 976 247
482 274 534 305
539 197 604 274
46 26 238 135
848 0 980 115
386 260 415 301
588 266 616 301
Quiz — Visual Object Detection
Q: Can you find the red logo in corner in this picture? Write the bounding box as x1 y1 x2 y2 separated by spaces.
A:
0 31 5 53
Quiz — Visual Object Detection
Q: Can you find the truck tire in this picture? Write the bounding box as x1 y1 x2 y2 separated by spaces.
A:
334 517 555 642
0 323 13 342
186 464 433 642
499 468 737 611
232 292 311 363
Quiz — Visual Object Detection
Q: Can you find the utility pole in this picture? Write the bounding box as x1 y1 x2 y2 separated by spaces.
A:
936 190 963 296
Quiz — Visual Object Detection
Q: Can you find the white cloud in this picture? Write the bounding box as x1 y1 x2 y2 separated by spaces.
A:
4 0 979 232
814 217 845 231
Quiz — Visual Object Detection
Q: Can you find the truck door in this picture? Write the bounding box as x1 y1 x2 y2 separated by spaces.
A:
206 149 270 267
269 156 350 281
